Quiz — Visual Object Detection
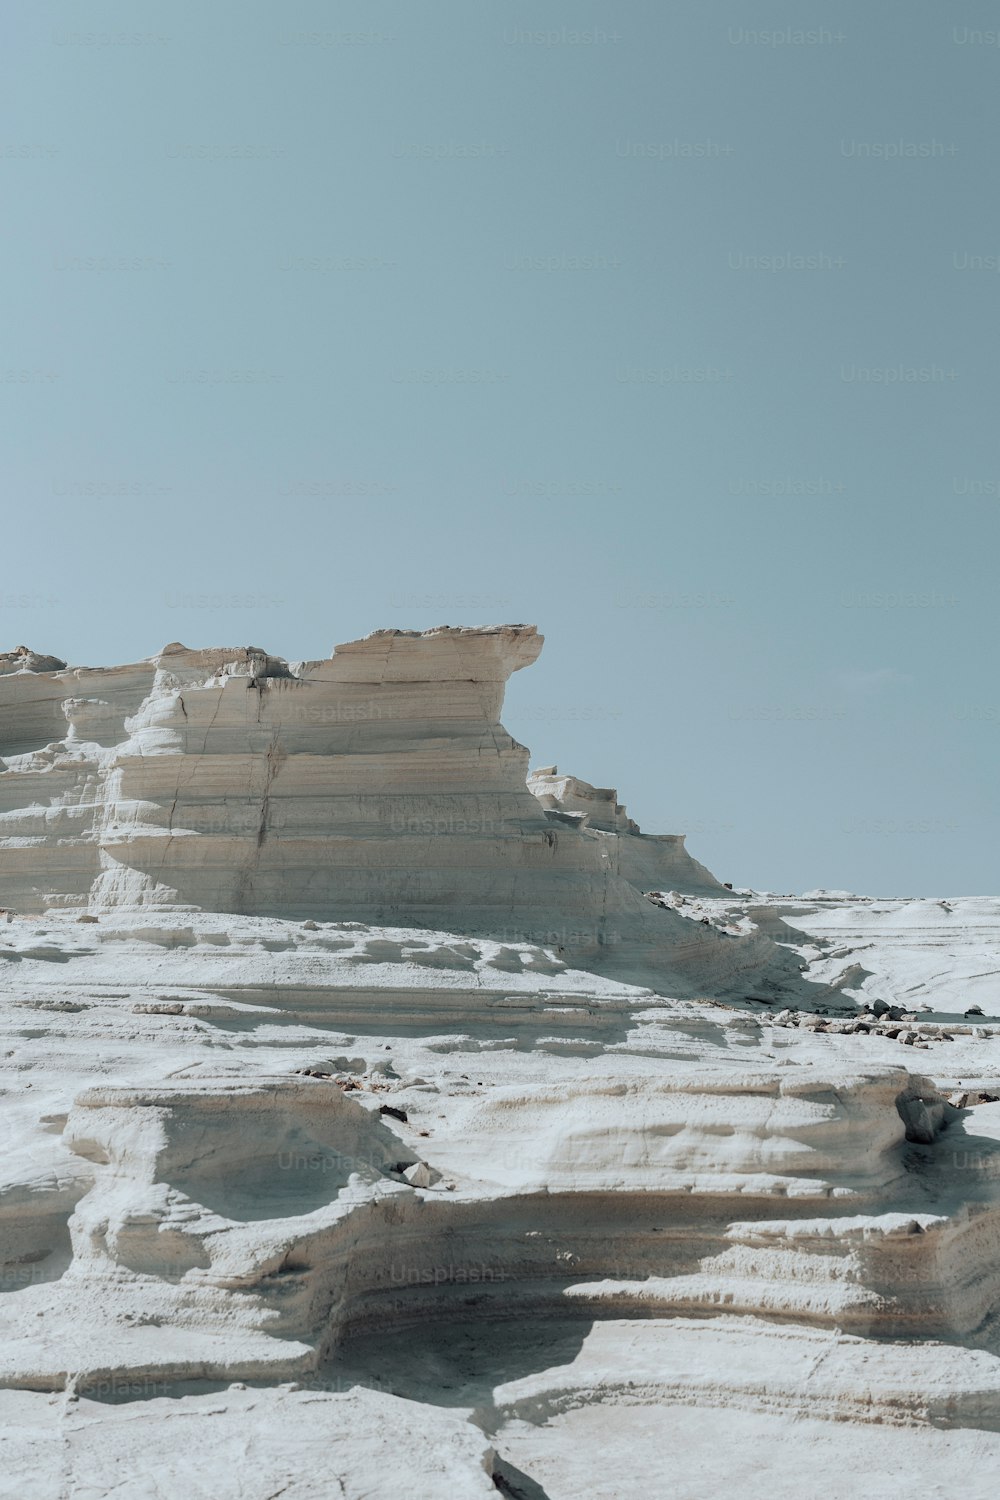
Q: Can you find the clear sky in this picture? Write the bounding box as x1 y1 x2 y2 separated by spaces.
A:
2 0 997 896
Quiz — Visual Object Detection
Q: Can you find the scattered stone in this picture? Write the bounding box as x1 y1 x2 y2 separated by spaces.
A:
402 1162 441 1188
380 1104 408 1123
868 1000 908 1022
949 1090 1000 1108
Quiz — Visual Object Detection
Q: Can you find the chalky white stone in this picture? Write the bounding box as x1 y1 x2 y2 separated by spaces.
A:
1 627 999 1498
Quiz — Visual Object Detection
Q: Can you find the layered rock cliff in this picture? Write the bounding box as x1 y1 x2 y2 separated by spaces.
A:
528 765 729 896
0 627 792 998
3 627 999 1498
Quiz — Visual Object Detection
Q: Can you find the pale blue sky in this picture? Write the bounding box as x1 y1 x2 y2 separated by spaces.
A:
2 1 997 895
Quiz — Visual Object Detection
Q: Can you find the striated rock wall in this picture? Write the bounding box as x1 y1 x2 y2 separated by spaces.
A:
528 765 729 896
0 627 789 995
4 627 1000 1496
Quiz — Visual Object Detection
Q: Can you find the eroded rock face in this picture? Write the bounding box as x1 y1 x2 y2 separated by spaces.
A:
2 627 1000 1496
0 647 68 677
0 628 562 922
44 1063 994 1350
0 627 789 997
528 765 729 896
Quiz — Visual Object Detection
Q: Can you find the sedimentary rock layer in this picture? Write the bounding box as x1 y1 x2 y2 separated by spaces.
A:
0 629 792 997
3 628 1000 1496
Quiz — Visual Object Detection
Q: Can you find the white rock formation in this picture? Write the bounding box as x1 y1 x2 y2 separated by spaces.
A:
0 628 792 999
528 764 728 895
1 626 999 1498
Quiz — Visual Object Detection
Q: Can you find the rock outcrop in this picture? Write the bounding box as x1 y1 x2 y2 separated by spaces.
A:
2 627 1000 1496
0 628 791 998
0 646 68 677
528 765 729 896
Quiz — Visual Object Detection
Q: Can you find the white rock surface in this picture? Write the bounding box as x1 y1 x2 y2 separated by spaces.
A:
1 627 999 1497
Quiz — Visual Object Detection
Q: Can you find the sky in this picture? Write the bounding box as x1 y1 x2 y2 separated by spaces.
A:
1 0 997 896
